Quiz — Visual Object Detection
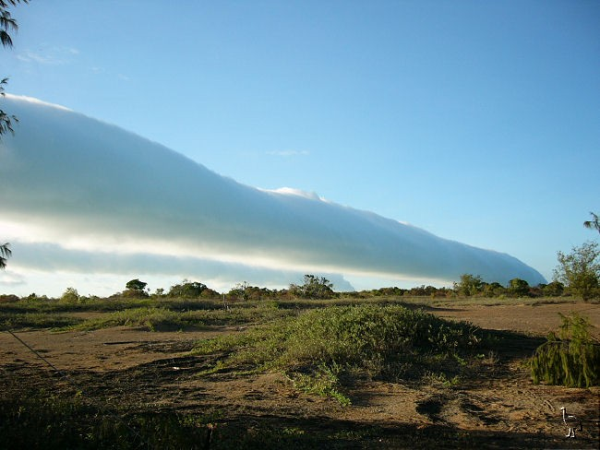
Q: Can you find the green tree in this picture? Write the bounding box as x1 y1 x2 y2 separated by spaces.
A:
126 279 147 291
453 273 483 297
583 212 600 234
542 281 564 297
60 287 80 304
290 274 335 299
0 242 10 269
168 280 208 298
507 278 530 297
554 241 600 301
122 278 148 298
482 281 505 297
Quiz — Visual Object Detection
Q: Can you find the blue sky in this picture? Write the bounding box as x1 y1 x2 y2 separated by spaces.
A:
1 1 599 294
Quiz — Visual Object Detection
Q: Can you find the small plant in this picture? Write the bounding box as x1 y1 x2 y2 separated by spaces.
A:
530 313 600 387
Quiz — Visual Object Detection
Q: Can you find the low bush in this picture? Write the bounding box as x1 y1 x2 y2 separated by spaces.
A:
194 305 485 403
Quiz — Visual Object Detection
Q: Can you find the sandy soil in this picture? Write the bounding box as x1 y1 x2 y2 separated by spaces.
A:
1 301 599 449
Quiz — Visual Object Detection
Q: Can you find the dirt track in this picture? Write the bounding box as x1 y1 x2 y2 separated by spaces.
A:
1 301 599 449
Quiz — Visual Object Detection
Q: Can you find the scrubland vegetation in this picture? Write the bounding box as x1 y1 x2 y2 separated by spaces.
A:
0 217 598 448
0 275 600 449
0 290 598 449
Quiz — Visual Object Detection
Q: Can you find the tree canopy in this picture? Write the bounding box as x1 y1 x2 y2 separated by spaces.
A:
554 241 600 301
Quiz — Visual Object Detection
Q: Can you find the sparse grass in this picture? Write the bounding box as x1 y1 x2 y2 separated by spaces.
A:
67 304 295 332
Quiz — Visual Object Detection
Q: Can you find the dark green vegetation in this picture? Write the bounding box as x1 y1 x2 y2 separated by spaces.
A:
530 313 600 388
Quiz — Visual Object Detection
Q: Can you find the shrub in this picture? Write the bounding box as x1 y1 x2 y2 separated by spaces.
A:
530 313 600 388
194 305 485 403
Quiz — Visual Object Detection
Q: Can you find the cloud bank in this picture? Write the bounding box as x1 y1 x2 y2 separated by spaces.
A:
0 95 546 294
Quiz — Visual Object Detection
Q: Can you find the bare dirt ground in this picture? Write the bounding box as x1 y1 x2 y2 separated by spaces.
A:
1 301 599 449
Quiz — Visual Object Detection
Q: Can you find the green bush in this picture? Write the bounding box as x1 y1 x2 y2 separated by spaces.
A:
194 305 485 403
530 313 600 387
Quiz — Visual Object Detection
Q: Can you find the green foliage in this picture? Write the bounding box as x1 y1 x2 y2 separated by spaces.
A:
59 287 81 305
120 279 149 298
168 280 208 298
454 274 483 297
481 282 505 297
507 278 530 297
125 278 147 292
542 281 564 297
289 274 335 299
530 313 600 388
194 305 485 403
554 241 600 300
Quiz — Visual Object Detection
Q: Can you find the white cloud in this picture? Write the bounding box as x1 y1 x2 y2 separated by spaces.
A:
16 46 80 65
4 94 72 111
257 187 327 202
0 96 546 296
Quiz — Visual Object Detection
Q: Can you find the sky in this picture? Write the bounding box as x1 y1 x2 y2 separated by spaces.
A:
0 95 547 296
1 1 599 296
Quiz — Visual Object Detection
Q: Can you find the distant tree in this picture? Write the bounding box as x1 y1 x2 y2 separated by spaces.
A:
507 278 530 297
168 280 208 298
554 241 600 301
454 274 483 297
227 282 274 301
408 285 439 296
290 274 335 299
60 287 80 304
542 281 565 297
0 242 11 269
482 281 505 297
583 212 600 235
122 279 148 298
126 279 147 292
